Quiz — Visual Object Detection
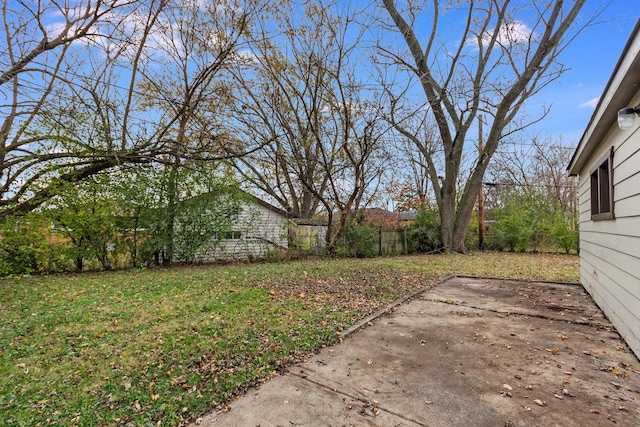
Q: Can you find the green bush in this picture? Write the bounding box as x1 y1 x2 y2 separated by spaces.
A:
0 215 69 275
263 248 288 262
486 189 578 253
335 222 379 258
486 191 533 252
551 216 579 254
407 207 442 253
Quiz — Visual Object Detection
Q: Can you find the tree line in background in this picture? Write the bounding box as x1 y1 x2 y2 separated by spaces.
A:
1 0 590 275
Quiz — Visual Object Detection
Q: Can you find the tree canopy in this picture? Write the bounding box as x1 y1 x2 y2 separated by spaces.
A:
1 0 596 255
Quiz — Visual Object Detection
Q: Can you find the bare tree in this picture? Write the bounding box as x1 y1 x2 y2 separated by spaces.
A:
383 107 439 211
1 0 154 216
487 135 578 213
130 0 259 263
0 0 258 218
225 13 333 219
379 0 593 252
227 0 388 251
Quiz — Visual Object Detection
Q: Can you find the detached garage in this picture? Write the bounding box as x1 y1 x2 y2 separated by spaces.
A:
568 20 640 356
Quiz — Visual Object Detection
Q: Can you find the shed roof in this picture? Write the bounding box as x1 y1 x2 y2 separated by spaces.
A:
245 192 288 218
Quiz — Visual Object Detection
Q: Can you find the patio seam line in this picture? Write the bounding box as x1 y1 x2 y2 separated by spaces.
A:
428 300 609 328
452 274 582 286
290 370 429 427
340 275 587 342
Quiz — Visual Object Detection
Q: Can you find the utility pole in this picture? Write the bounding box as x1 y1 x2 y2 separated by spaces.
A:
478 115 485 250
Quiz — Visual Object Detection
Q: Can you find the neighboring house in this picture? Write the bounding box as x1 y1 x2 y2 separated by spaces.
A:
192 194 289 262
568 20 640 357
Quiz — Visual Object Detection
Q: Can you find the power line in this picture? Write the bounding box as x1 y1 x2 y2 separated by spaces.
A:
483 182 577 189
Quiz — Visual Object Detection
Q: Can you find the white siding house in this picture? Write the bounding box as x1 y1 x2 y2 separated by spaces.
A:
193 195 289 262
568 20 640 357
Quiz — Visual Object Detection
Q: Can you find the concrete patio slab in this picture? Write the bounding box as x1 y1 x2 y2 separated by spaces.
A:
194 277 640 427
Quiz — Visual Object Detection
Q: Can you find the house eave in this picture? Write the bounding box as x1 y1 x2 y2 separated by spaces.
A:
246 193 288 218
568 19 640 176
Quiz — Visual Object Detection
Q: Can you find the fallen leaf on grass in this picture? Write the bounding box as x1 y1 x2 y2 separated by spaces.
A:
170 375 187 386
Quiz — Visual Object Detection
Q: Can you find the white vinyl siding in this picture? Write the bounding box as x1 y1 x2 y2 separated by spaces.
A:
577 120 640 356
194 201 288 262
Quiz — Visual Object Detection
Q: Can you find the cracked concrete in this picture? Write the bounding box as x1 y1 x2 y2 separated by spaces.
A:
193 277 640 427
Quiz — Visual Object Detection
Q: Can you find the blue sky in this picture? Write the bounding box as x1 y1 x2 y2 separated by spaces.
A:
531 3 639 146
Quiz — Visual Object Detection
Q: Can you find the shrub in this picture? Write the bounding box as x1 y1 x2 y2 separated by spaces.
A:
485 189 578 253
407 207 442 253
551 216 579 254
0 215 69 275
263 248 287 262
335 222 379 258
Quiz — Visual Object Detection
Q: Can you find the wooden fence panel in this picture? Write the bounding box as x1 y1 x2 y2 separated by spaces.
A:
380 228 407 255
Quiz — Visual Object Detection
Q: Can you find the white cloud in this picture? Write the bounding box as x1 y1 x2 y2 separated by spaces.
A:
468 20 535 49
579 97 599 109
497 21 533 45
232 49 259 64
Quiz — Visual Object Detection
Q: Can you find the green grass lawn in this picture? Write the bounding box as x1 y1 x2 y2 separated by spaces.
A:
0 252 579 426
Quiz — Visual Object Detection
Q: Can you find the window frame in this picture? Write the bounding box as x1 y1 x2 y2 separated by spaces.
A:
589 147 615 221
217 230 242 240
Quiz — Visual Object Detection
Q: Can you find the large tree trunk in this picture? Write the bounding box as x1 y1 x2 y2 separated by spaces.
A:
453 207 473 254
381 0 587 254
440 191 455 253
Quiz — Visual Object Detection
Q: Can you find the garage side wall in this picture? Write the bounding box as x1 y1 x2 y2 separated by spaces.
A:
577 110 640 357
195 202 288 262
